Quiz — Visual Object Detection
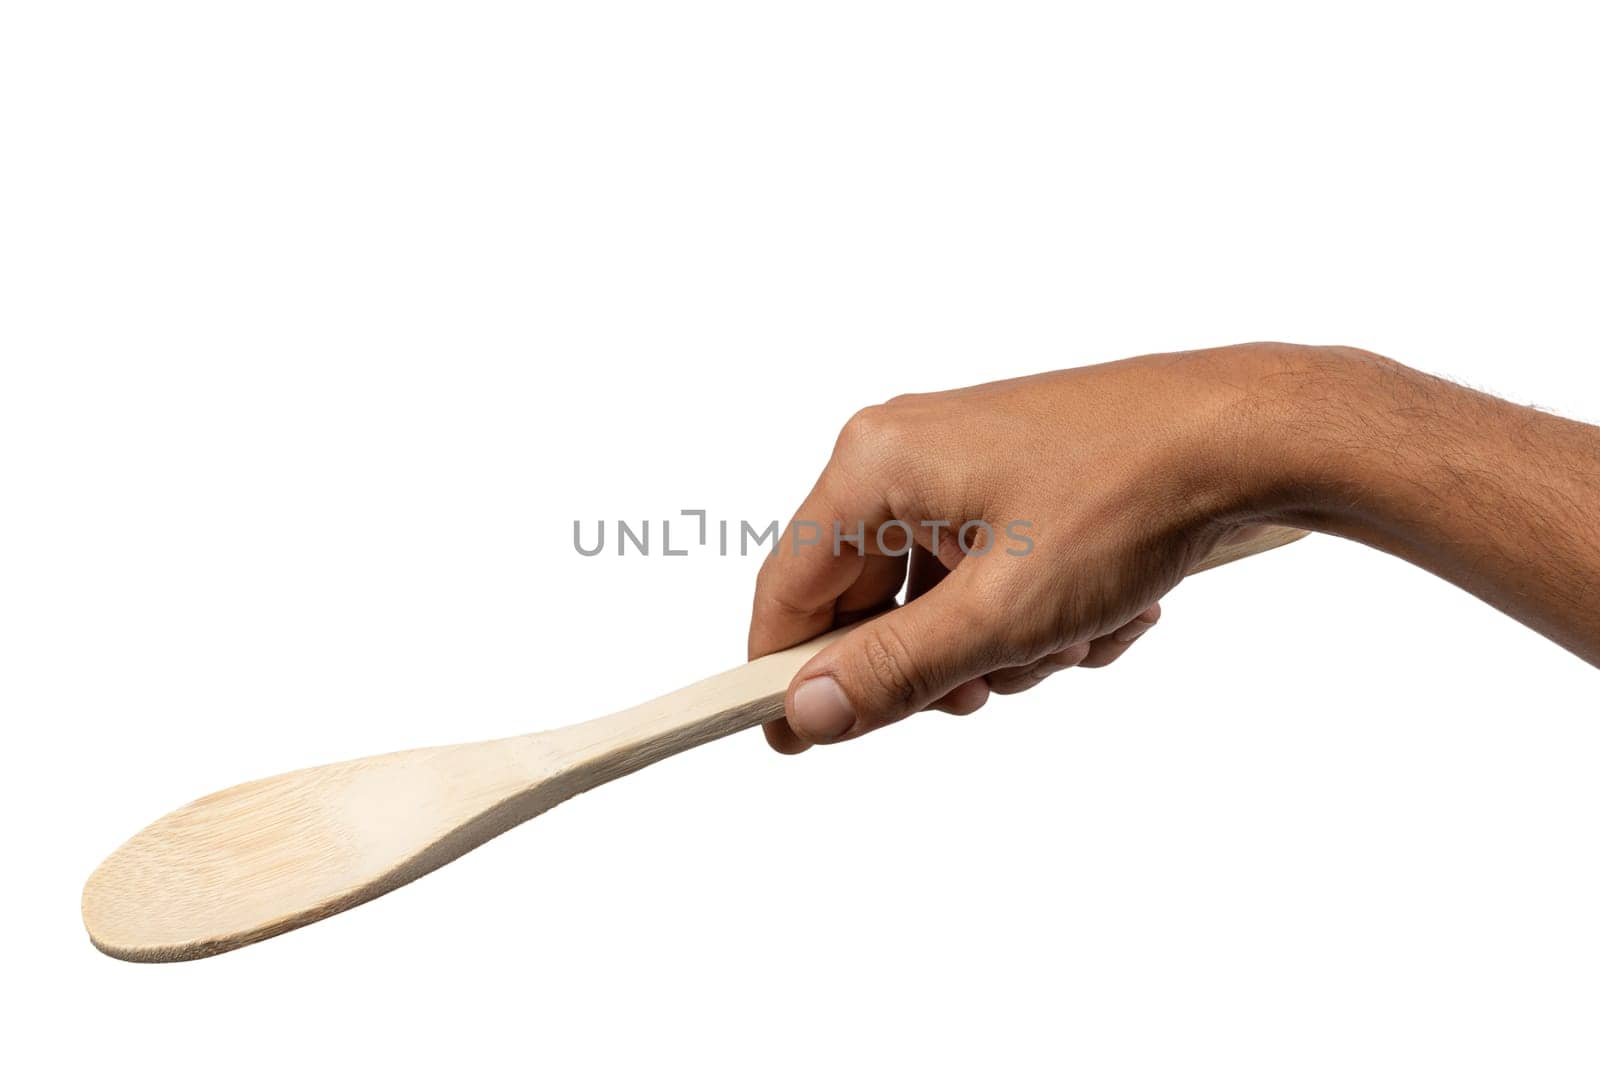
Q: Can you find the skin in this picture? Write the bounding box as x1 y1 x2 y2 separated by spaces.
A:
747 342 1600 753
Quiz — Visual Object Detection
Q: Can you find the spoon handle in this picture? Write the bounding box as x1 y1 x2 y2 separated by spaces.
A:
546 526 1309 782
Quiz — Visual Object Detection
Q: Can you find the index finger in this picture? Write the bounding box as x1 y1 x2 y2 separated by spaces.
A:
746 461 897 660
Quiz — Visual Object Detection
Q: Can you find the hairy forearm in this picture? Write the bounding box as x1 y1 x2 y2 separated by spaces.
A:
1237 347 1600 665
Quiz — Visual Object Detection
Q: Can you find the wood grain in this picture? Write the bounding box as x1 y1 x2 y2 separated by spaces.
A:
83 526 1308 962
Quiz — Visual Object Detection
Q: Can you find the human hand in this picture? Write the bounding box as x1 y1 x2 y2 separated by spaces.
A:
748 342 1308 753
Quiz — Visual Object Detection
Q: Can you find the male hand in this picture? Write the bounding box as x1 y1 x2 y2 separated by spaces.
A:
748 343 1299 753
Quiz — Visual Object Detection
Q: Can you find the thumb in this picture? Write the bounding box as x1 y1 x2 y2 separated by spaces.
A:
784 572 1008 744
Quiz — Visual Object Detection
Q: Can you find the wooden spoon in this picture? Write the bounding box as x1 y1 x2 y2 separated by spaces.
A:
83 526 1307 962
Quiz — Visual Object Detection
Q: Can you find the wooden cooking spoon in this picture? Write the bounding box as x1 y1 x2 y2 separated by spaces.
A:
83 526 1307 962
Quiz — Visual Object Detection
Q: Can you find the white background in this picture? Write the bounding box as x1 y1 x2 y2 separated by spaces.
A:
3 2 1597 1063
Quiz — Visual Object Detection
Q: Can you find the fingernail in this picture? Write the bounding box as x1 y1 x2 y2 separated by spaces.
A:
791 675 856 741
1112 618 1155 643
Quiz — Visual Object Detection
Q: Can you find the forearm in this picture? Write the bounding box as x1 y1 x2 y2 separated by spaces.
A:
1237 347 1600 665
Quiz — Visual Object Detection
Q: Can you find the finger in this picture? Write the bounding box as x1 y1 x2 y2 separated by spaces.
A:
906 541 948 601
747 458 897 661
836 552 910 615
928 676 992 716
1079 603 1161 668
784 566 1012 744
984 642 1092 695
766 583 973 752
763 717 812 755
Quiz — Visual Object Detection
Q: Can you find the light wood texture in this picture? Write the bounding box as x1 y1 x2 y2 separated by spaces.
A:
83 527 1308 962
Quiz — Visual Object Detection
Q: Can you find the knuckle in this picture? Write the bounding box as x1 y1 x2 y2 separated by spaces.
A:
751 558 784 607
755 580 812 622
834 403 910 472
751 558 819 625
835 404 888 452
752 552 777 591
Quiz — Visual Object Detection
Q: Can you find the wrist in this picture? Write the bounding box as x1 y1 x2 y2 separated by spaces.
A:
1218 343 1429 536
1091 342 1350 547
